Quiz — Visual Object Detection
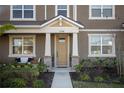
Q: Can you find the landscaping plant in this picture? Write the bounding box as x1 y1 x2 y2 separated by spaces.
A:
33 80 45 88
94 76 104 82
80 73 90 81
4 78 27 88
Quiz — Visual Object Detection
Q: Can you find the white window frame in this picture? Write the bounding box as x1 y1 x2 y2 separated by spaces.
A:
9 35 36 57
89 5 115 20
73 5 77 21
88 34 116 57
10 5 36 21
55 5 69 17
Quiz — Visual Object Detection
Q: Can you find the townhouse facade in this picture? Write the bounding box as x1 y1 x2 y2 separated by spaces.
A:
0 5 124 69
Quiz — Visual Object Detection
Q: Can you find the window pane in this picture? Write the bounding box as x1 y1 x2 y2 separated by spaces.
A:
103 5 112 9
13 46 22 54
24 10 33 18
103 9 112 17
13 10 22 18
102 36 112 45
24 5 33 9
24 37 33 45
13 38 22 46
13 5 22 9
23 46 33 54
91 5 101 9
92 9 101 17
58 5 67 9
91 46 101 54
90 35 101 45
58 10 67 16
102 46 112 54
12 38 22 54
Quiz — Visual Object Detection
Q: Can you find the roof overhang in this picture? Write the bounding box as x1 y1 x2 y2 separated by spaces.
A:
40 15 84 28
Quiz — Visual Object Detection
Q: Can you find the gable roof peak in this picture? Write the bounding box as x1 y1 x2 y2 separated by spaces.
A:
40 15 84 28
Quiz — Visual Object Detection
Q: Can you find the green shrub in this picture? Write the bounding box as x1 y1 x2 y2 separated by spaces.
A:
4 78 27 88
80 73 90 81
37 60 47 73
13 67 39 81
94 76 104 82
33 80 45 88
74 63 83 72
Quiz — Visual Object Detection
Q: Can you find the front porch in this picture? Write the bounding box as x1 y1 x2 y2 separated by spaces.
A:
44 33 79 69
40 15 84 69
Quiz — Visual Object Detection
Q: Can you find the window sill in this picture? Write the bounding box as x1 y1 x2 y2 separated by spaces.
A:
88 54 116 57
10 18 36 21
89 17 115 20
8 54 36 58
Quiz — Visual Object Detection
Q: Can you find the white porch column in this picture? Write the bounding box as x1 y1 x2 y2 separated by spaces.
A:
72 33 79 67
44 33 52 70
72 33 79 56
45 33 51 56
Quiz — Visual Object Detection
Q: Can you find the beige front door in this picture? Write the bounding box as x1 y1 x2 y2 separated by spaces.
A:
56 34 69 67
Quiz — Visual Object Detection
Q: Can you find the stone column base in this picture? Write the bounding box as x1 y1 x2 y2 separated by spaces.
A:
44 56 52 70
71 56 79 68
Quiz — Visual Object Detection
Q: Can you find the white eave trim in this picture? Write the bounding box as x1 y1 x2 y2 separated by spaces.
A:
14 25 41 28
40 15 84 28
5 28 124 34
79 29 124 32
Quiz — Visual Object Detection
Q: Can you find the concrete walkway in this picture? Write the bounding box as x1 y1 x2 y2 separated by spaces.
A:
51 68 73 88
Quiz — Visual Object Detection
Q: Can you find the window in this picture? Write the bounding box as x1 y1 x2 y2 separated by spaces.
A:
56 5 69 17
89 5 115 19
9 35 35 57
11 5 35 20
88 34 115 57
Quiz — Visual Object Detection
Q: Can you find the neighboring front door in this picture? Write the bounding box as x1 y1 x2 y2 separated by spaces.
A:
55 34 69 67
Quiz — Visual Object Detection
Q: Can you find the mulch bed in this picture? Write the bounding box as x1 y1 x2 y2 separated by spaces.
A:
38 72 55 88
70 72 80 81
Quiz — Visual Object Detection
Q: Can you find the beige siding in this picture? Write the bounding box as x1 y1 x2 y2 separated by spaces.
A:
47 5 55 19
77 5 124 29
36 5 45 21
69 5 73 19
35 34 45 59
0 35 13 63
0 5 10 21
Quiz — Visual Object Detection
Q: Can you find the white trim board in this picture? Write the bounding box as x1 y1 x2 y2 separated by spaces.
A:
80 29 124 32
5 26 124 34
73 5 77 21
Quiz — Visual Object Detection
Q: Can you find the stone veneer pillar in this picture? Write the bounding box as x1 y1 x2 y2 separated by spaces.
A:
44 33 52 69
72 33 79 67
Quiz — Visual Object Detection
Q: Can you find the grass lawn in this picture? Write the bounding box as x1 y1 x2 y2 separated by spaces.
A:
73 81 124 88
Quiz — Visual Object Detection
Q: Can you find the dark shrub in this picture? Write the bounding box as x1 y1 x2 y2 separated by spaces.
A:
33 80 45 88
4 78 27 88
119 76 124 84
